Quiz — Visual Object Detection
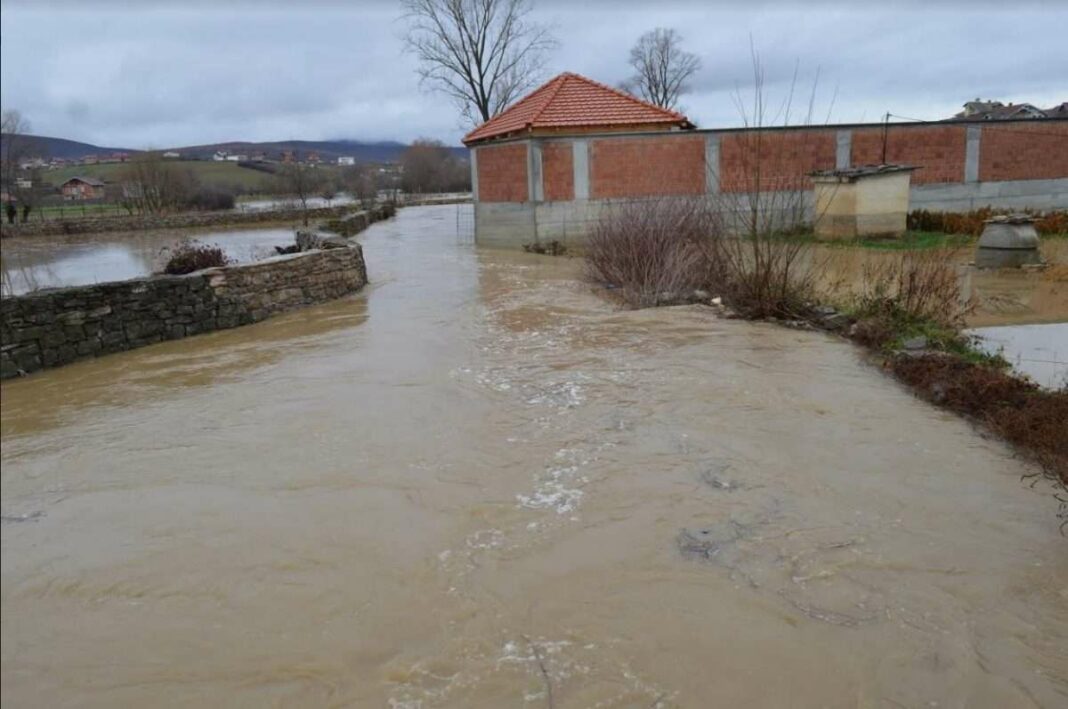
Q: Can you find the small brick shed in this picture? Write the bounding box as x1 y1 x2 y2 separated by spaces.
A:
463 72 1068 248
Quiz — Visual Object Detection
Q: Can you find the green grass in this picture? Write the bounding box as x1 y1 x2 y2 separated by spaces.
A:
35 203 128 218
843 298 1010 369
776 230 976 250
849 231 976 250
40 161 286 192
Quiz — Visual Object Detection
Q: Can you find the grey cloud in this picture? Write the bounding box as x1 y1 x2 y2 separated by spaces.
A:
1 1 1065 147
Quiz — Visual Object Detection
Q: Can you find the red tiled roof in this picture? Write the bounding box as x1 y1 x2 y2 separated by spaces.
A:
462 72 693 145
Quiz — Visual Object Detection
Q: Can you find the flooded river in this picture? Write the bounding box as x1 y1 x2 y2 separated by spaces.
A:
2 205 1066 707
1 226 298 295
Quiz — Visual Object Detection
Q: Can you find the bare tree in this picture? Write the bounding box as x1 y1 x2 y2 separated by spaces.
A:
119 152 196 216
401 0 557 125
400 139 472 195
401 139 448 195
622 28 701 110
279 163 324 225
1 110 32 224
341 163 379 208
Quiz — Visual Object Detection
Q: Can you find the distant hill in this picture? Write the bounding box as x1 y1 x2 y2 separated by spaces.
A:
3 134 466 163
1 135 138 160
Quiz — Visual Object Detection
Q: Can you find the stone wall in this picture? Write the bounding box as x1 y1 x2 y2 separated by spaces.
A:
0 203 364 239
1 243 366 378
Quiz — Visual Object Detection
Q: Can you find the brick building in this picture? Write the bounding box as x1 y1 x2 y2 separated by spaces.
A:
463 72 1068 247
60 176 106 201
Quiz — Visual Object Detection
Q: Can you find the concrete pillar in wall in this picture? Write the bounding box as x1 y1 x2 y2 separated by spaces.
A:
572 139 589 200
965 125 981 184
836 130 852 170
528 141 544 202
705 134 720 194
469 147 479 202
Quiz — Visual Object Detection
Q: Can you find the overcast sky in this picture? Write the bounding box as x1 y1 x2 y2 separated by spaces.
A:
1 0 1065 149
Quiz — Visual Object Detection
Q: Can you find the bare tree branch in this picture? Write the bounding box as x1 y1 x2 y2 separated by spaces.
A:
401 0 557 126
621 28 700 110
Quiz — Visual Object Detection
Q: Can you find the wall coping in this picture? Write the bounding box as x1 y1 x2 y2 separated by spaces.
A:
470 117 1068 148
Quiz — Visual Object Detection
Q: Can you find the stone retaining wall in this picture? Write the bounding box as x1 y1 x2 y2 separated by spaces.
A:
0 204 399 378
1 243 367 378
0 203 366 239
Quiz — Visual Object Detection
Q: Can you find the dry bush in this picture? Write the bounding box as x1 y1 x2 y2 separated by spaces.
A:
162 240 230 275
697 227 819 318
584 198 712 308
523 240 567 256
849 249 971 348
585 195 821 317
908 208 1068 236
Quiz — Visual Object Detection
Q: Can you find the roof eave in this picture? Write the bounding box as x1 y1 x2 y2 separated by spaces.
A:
464 118 694 146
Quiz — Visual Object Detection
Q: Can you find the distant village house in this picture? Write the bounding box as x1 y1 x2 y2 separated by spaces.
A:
337 156 356 166
951 99 1067 121
61 176 106 200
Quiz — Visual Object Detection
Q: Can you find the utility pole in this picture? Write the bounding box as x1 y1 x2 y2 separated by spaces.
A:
881 112 891 164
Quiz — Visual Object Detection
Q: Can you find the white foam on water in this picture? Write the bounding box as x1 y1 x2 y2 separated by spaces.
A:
517 465 586 515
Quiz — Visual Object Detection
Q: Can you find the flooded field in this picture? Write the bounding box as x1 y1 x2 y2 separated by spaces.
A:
1 226 299 295
2 205 1067 707
814 239 1068 328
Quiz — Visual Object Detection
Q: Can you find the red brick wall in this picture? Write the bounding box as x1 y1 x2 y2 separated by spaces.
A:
477 144 528 202
719 130 836 192
979 122 1068 182
542 142 574 201
851 126 966 184
590 136 705 198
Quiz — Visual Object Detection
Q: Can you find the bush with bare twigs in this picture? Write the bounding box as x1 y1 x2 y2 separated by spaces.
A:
584 194 820 318
697 224 819 319
162 240 230 275
908 207 1068 236
847 249 975 351
584 198 712 308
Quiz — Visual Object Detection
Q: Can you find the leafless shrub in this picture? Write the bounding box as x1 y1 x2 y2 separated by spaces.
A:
161 240 230 275
695 42 829 318
855 249 972 327
584 198 712 308
585 196 820 317
697 226 820 318
523 240 567 256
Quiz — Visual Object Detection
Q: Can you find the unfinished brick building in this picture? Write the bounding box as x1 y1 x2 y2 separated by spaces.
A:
463 72 1068 247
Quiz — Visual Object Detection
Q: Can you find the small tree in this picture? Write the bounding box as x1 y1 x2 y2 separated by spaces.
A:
342 163 378 208
279 163 323 225
119 152 196 215
319 177 338 206
17 168 43 222
401 139 451 195
621 28 701 110
2 110 33 223
401 0 557 125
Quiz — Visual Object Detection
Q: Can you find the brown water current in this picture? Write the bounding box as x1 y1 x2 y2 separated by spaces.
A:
2 205 1067 707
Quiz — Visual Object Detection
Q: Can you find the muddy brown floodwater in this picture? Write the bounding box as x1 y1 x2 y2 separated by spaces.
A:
2 205 1067 707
